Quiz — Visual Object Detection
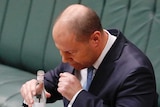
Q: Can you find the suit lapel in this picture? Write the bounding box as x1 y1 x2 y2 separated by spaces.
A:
89 29 127 95
89 61 115 95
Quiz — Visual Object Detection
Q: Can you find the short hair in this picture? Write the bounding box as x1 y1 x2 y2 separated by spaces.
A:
54 5 103 42
72 7 103 42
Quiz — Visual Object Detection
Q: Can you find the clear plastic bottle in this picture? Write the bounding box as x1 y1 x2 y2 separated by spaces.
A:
32 70 46 107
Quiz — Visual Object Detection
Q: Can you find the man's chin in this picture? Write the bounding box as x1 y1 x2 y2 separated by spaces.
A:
70 64 85 70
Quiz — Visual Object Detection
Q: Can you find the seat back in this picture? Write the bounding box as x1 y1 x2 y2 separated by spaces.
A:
0 0 159 105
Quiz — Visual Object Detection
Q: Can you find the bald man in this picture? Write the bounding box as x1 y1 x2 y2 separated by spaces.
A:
21 4 158 107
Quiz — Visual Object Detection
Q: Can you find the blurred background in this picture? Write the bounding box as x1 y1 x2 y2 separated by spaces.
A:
0 0 159 107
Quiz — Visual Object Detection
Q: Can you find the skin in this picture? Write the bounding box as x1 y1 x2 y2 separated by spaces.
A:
20 4 108 107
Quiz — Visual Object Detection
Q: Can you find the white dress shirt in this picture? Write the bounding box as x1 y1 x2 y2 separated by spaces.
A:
68 30 117 107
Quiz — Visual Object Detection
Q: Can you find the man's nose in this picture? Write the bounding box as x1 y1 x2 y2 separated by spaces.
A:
62 55 68 63
60 51 72 63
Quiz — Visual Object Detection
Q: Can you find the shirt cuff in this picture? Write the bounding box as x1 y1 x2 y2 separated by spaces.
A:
67 89 83 107
22 100 28 107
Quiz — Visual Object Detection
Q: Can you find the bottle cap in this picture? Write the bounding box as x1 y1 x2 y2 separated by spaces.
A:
37 70 45 82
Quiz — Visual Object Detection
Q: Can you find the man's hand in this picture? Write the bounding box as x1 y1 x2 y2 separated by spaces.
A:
58 72 82 101
20 79 51 107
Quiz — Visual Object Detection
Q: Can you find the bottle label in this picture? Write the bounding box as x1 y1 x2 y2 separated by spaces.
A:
33 102 45 107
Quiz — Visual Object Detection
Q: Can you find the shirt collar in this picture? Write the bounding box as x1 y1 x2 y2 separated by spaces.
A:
93 29 117 69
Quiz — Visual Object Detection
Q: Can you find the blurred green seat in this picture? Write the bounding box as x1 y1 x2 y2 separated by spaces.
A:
0 0 159 106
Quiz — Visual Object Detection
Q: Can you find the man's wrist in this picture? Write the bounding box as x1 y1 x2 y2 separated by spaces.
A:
68 89 83 107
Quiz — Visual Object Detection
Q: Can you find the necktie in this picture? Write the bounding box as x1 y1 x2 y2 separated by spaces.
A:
85 66 94 91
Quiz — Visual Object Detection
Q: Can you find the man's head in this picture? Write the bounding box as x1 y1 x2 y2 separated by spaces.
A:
52 4 107 70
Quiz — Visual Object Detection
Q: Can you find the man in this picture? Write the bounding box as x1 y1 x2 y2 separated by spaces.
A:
20 4 158 107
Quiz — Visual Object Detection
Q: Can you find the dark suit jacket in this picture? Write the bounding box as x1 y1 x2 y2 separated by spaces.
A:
44 29 158 107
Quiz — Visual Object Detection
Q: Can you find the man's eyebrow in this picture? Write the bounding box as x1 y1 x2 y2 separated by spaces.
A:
67 50 77 53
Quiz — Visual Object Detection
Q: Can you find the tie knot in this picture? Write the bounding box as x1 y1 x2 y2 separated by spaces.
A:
87 66 94 79
88 66 94 71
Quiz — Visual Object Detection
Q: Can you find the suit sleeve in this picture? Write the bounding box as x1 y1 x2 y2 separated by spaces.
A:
72 67 158 107
73 90 110 107
44 62 74 103
115 67 158 107
44 63 64 103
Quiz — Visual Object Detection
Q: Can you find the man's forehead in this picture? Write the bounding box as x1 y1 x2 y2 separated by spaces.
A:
55 41 78 52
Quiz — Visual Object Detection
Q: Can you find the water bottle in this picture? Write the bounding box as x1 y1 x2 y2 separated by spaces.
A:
32 70 46 107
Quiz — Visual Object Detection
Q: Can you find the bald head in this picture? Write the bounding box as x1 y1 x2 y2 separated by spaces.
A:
58 4 88 21
53 4 103 41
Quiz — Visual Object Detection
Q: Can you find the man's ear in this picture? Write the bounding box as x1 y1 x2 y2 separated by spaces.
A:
89 31 101 47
